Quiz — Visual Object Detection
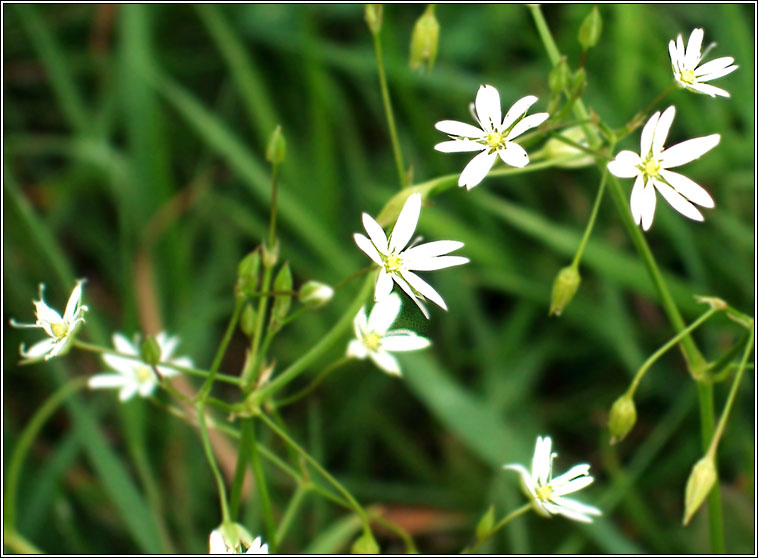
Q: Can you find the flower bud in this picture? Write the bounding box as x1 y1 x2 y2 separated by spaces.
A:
351 530 379 554
140 335 161 366
542 127 594 168
269 263 292 333
236 250 261 300
261 239 279 269
475 505 495 540
298 280 334 308
266 125 286 165
240 303 257 337
682 455 717 526
548 56 570 94
549 265 581 317
694 295 727 311
608 392 636 444
578 6 602 51
572 67 587 95
364 4 383 35
409 5 439 72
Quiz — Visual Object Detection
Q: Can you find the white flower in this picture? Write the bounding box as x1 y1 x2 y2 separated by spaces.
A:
504 435 602 524
10 280 88 361
353 193 469 318
347 293 431 376
435 84 549 189
88 332 192 401
669 28 737 98
607 106 719 231
209 527 268 554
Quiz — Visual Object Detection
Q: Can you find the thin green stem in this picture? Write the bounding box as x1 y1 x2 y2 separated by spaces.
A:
229 421 253 519
463 503 532 554
571 164 610 269
371 30 406 188
274 357 350 408
3 527 44 554
5 377 88 529
197 401 231 523
248 420 277 550
275 484 308 547
244 265 274 387
199 299 244 401
268 163 279 250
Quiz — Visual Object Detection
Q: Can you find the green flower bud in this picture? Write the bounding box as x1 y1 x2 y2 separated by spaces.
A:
409 5 439 72
269 263 293 333
364 4 383 35
682 456 717 526
572 67 587 95
549 266 581 317
578 6 602 51
608 392 637 444
475 505 495 540
265 125 286 165
236 250 261 300
240 303 257 337
548 56 570 94
140 334 161 366
542 127 594 168
694 295 727 311
262 239 279 269
298 280 334 308
351 530 380 554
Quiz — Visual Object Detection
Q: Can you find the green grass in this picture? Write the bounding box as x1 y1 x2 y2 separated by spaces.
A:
3 4 754 554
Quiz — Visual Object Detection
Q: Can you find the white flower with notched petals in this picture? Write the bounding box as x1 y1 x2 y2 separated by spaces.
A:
10 280 88 361
669 28 737 98
504 435 602 524
353 193 468 318
88 332 192 401
347 293 431 376
435 84 549 189
607 106 719 231
209 527 268 554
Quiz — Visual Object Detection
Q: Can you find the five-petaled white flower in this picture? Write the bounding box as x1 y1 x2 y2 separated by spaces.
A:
607 106 719 231
10 280 88 361
347 292 431 376
504 435 602 524
209 527 268 554
354 193 469 318
669 28 737 98
434 84 549 189
88 332 192 401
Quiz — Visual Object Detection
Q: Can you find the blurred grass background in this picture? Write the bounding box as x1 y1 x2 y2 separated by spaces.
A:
3 4 754 554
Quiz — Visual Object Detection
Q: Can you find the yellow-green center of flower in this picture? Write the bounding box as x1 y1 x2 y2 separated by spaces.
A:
486 131 504 148
640 155 661 178
680 69 695 84
536 484 554 502
363 332 382 351
384 254 403 273
136 365 154 384
51 322 68 339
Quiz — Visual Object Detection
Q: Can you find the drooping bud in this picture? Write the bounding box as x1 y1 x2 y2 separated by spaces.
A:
475 505 495 540
364 4 383 35
409 5 439 72
298 280 334 308
578 6 602 51
236 250 261 300
351 530 380 554
548 56 570 94
542 127 594 168
693 295 727 311
608 392 637 444
682 455 717 526
549 265 581 317
266 125 286 165
140 335 161 366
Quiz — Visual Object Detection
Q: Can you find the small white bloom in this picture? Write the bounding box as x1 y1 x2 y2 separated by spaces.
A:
298 280 334 308
88 332 192 402
209 527 268 554
347 292 431 376
10 280 88 361
669 28 737 98
435 84 549 189
504 435 602 523
353 193 469 318
607 106 719 231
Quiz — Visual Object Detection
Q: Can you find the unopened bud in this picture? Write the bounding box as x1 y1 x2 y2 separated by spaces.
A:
140 335 161 366
608 392 636 444
572 67 587 95
578 6 602 51
542 127 594 168
351 530 379 554
409 5 439 72
236 250 261 300
261 239 279 269
694 295 727 311
266 125 286 165
549 265 581 317
364 4 383 35
269 263 293 333
240 303 257 337
298 280 334 308
682 455 717 526
475 505 495 540
548 56 570 94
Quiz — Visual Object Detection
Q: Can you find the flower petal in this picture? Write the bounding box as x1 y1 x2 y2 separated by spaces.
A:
367 292 401 334
375 268 395 300
402 270 447 311
550 463 591 489
629 174 646 226
347 339 368 360
532 436 553 485
458 150 497 189
353 306 368 339
659 169 714 208
502 95 538 132
118 384 139 402
63 280 85 323
21 338 57 359
434 119 485 139
550 495 602 520
684 28 704 69
687 81 730 98
507 112 549 141
503 463 538 499
640 110 660 157
112 333 137 356
434 140 484 153
389 193 421 253
362 213 389 255
552 475 594 497
88 373 129 389
393 274 429 319
102 353 138 377
607 151 642 178
402 240 464 261
640 182 657 231
660 134 720 168
380 332 431 352
653 179 704 222
354 234 383 266
475 85 501 132
652 106 676 155
498 142 530 168
406 255 470 272
668 39 680 70
694 57 737 79
369 350 401 376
